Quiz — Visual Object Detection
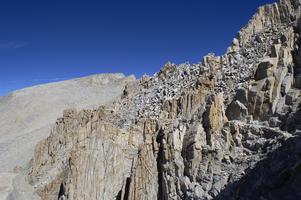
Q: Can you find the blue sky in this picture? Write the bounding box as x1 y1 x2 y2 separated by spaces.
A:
0 0 276 95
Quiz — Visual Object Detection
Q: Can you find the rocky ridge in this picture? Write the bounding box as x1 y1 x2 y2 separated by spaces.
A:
0 74 135 200
22 0 301 199
0 73 135 173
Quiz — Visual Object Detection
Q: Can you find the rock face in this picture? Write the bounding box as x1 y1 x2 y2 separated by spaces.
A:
8 0 301 199
216 135 301 200
0 73 135 173
0 74 135 200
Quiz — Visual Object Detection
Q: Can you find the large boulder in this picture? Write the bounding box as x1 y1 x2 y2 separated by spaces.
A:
254 57 278 80
234 87 248 105
226 100 248 121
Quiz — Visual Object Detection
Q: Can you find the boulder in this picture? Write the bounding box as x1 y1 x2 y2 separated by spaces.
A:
158 62 177 78
255 35 264 43
202 53 221 70
285 89 300 105
226 100 248 121
234 87 248 105
269 117 282 128
254 57 278 80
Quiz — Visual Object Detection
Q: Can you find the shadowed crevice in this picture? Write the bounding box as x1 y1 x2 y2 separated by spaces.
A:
215 135 301 200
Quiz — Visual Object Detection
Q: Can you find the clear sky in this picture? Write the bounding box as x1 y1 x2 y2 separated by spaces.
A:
0 0 276 96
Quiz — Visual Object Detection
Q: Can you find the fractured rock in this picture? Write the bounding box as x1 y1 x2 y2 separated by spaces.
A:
254 57 278 80
10 1 301 200
226 100 248 121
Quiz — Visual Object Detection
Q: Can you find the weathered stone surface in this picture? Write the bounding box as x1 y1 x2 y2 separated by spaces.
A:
281 74 293 95
203 93 228 146
234 87 248 105
0 73 135 173
226 100 248 121
254 57 278 80
5 0 301 200
285 88 300 105
271 44 281 58
29 109 141 200
216 136 301 200
158 62 177 79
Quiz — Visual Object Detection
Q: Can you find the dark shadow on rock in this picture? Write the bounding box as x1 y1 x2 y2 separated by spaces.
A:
215 135 301 200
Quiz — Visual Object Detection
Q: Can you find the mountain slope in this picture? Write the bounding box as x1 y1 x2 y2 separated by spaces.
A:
7 0 301 200
0 73 135 172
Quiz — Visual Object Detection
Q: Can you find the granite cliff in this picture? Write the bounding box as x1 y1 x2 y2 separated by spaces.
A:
0 74 135 199
6 0 301 199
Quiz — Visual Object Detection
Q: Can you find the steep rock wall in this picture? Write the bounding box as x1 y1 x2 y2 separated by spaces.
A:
25 1 301 200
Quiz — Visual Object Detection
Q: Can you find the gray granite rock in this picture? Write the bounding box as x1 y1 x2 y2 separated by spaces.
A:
3 0 301 200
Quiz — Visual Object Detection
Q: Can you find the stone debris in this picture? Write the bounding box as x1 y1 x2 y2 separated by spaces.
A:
8 0 301 200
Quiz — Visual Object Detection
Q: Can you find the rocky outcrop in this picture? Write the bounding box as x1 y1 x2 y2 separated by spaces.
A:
19 0 301 200
0 73 135 173
28 108 139 200
216 135 301 200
